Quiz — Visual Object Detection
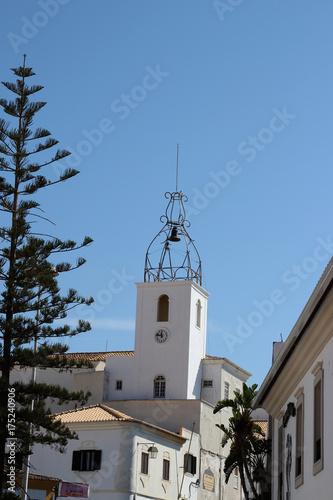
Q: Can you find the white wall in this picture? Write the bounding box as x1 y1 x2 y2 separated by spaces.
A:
134 281 208 400
10 365 101 412
271 335 333 500
105 355 135 400
32 423 134 498
105 280 209 401
201 359 250 407
31 420 196 500
103 399 202 434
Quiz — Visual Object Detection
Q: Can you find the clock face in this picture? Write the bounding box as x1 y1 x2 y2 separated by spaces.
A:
154 328 169 344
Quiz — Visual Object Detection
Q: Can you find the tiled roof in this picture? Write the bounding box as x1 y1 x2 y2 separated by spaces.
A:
52 351 134 362
17 473 61 482
253 420 268 439
29 473 62 482
54 404 187 443
55 404 136 424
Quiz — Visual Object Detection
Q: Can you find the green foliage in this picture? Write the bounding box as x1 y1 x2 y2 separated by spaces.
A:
0 58 94 497
2 491 21 500
214 383 271 500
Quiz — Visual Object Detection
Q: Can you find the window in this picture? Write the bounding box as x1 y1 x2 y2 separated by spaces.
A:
196 299 201 328
163 459 170 481
154 375 166 398
233 467 239 489
184 453 197 475
295 390 304 488
277 421 284 500
203 380 213 388
313 365 324 475
157 294 169 322
72 450 102 471
115 379 122 390
141 452 149 475
224 381 230 399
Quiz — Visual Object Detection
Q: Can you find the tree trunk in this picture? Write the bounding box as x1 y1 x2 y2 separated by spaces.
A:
243 448 259 499
239 464 250 500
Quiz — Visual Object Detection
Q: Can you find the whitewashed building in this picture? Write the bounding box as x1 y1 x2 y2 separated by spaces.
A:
256 258 333 500
32 404 199 500
27 190 251 500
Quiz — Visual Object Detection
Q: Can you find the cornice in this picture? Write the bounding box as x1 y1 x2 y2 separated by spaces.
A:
259 300 333 417
256 260 333 413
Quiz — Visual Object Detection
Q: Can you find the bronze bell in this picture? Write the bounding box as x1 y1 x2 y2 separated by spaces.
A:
169 226 181 242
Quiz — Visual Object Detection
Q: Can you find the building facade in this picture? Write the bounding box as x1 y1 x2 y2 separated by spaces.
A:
256 258 333 500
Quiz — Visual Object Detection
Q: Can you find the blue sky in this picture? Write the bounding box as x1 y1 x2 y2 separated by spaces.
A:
1 1 333 385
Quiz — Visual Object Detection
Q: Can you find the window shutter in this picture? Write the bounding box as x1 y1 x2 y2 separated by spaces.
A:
72 451 80 470
93 450 102 470
163 459 170 480
141 452 149 474
184 454 197 474
191 455 197 474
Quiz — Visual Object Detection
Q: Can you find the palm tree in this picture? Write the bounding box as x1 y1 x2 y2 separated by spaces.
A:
213 383 270 500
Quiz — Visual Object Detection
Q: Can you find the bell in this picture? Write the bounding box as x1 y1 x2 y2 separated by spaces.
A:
169 226 181 242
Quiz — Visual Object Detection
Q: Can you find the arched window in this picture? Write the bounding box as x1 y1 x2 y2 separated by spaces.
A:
196 299 201 328
157 294 169 322
154 375 166 398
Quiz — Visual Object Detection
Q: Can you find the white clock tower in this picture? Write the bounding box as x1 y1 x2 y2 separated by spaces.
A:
105 190 209 401
132 191 209 400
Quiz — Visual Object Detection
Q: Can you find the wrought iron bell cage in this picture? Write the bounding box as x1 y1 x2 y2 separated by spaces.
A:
144 191 202 285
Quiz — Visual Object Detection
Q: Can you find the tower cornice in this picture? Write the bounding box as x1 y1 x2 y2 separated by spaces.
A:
135 279 210 298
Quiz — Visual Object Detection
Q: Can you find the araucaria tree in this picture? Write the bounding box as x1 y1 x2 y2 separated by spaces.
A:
213 383 271 500
0 58 93 497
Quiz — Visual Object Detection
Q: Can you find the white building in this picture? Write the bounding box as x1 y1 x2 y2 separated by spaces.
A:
32 404 199 500
256 258 333 500
28 190 251 500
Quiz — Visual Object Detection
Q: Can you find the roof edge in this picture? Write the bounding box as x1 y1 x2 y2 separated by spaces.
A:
256 257 333 406
55 404 187 444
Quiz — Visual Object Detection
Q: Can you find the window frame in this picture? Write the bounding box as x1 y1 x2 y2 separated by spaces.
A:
72 450 102 472
196 299 201 328
202 380 213 388
141 451 149 475
115 379 123 391
162 458 170 481
224 381 230 400
277 419 284 500
184 453 197 475
154 374 166 399
295 389 304 488
157 294 169 322
313 365 324 475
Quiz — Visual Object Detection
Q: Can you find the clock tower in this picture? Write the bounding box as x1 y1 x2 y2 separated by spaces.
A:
132 190 209 400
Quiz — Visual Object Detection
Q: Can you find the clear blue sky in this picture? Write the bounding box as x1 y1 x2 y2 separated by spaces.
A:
1 1 333 386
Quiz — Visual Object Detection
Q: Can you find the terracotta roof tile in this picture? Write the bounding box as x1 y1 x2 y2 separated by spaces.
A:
52 351 134 362
55 404 135 424
29 473 62 482
54 404 187 444
253 420 268 439
17 473 61 482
